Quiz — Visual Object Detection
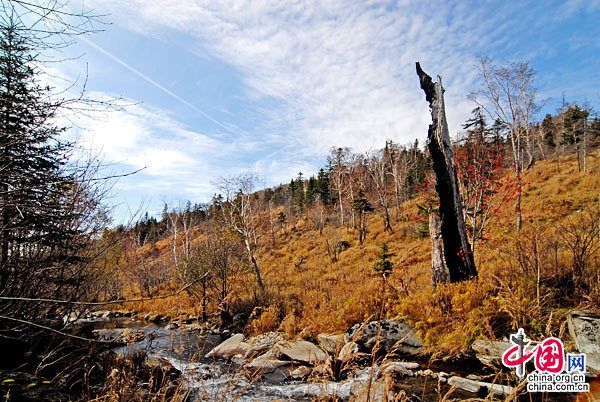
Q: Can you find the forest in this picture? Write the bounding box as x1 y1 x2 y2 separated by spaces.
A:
0 1 599 401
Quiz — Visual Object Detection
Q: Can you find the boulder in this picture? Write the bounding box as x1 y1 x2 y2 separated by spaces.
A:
338 341 361 362
317 333 345 354
567 311 600 373
272 339 327 365
205 333 250 359
245 350 292 375
471 339 512 367
345 319 423 355
244 332 284 359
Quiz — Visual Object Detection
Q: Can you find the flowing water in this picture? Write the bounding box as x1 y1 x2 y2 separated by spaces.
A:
87 317 594 401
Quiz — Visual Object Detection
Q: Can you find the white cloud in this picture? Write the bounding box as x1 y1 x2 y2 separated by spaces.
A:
82 0 498 157
56 0 597 220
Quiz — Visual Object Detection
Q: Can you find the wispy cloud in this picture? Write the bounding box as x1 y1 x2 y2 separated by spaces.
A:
79 36 245 137
60 0 598 219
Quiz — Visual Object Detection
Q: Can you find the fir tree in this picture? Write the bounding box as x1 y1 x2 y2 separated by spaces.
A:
374 243 394 278
352 189 373 245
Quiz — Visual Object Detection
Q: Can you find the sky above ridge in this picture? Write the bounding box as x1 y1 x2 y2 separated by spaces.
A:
39 0 600 222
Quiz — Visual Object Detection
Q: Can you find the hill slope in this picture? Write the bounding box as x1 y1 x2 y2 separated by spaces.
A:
118 150 599 353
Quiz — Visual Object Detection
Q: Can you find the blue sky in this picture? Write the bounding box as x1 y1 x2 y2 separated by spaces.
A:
44 0 599 223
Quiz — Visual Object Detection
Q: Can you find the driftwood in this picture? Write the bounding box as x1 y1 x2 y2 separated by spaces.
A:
416 62 477 285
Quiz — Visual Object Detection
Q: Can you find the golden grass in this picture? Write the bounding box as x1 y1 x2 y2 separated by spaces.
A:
111 150 600 354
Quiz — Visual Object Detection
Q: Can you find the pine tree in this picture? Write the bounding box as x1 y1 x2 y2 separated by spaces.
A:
0 18 102 338
541 114 555 148
316 168 331 205
374 243 394 278
352 189 373 245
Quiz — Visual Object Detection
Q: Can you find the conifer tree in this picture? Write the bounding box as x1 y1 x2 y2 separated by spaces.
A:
352 189 373 245
0 17 104 338
374 243 394 279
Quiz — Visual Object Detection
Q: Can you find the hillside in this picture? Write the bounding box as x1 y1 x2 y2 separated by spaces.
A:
116 149 599 355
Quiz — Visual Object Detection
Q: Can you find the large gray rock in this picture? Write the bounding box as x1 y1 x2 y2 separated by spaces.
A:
568 311 600 373
244 332 284 359
345 319 423 355
471 339 512 367
273 339 327 365
317 333 345 354
245 350 293 375
205 333 250 359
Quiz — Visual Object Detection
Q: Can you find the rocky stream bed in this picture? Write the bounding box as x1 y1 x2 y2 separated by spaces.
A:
81 310 600 401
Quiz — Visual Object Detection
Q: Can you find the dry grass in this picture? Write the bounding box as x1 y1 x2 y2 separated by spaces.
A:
110 150 600 355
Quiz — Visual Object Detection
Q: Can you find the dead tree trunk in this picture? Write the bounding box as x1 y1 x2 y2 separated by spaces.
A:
416 62 477 285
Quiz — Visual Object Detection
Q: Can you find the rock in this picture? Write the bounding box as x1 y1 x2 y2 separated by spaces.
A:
317 333 345 354
143 312 165 323
448 376 482 394
567 311 600 373
290 365 312 379
471 339 512 367
416 369 435 378
205 333 250 359
272 339 327 365
312 356 334 378
379 362 414 379
244 332 284 359
345 319 423 355
165 322 179 330
338 341 361 362
121 328 145 343
349 379 391 402
92 328 125 342
231 354 245 366
447 376 513 396
245 350 292 375
180 315 198 324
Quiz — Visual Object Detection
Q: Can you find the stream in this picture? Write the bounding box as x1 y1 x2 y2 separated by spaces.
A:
86 316 591 401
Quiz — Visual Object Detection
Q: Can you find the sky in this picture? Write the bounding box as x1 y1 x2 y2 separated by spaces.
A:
32 0 600 223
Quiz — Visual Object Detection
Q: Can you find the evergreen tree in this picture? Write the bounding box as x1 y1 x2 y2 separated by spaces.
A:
541 113 555 148
316 168 331 204
374 243 394 278
0 18 103 338
562 105 588 145
352 189 373 245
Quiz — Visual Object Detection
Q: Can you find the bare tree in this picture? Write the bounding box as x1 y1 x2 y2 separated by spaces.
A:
214 173 265 293
367 149 393 233
328 147 350 226
470 56 539 231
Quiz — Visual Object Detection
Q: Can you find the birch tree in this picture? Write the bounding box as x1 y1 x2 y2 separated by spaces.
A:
470 56 539 231
215 173 265 293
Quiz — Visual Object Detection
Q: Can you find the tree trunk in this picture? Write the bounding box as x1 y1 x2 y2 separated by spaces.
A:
416 62 477 285
244 237 265 292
